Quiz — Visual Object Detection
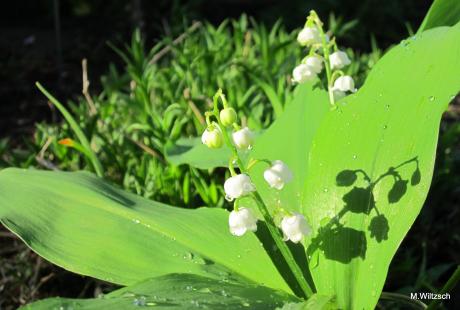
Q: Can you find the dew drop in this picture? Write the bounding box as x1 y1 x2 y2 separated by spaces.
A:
183 252 194 260
323 188 329 193
383 125 387 130
429 95 436 102
132 219 141 224
242 302 251 307
198 287 212 293
133 296 147 307
385 104 390 109
190 300 200 307
352 155 358 160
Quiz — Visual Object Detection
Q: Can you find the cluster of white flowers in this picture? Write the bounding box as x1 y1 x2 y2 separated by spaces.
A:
223 161 309 243
201 92 311 244
293 12 357 103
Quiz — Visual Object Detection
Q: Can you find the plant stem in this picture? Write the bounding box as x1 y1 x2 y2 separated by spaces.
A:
427 265 460 310
252 191 314 298
312 13 335 106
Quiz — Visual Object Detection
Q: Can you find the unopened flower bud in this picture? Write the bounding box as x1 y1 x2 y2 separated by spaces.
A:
281 213 311 243
232 127 254 150
229 207 258 236
297 27 321 46
263 160 293 190
333 76 356 93
330 51 351 70
292 64 316 84
224 174 256 200
220 107 237 127
304 55 323 74
201 126 223 149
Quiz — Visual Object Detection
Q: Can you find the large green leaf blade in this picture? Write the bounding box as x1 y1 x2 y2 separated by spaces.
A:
0 168 291 294
21 273 299 309
418 0 460 33
164 137 231 169
250 24 460 309
303 24 460 309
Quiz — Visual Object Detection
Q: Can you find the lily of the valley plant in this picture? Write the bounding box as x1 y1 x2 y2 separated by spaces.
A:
0 4 460 310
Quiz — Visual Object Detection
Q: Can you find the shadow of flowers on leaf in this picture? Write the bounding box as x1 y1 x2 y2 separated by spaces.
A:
368 214 389 242
308 157 420 264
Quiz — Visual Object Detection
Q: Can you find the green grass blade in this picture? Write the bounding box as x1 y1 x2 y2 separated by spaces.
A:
35 82 104 177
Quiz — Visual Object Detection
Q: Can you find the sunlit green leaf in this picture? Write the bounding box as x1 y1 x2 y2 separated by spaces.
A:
250 23 460 309
21 273 299 310
0 168 291 294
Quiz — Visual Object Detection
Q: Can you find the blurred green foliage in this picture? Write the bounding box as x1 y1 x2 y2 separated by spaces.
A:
3 16 376 210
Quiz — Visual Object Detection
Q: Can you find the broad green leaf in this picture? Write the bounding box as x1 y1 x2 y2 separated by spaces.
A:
165 137 231 169
418 0 460 33
0 168 291 294
21 273 299 310
250 24 460 309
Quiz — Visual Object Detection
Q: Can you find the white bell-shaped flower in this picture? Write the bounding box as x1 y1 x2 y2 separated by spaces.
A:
329 50 351 70
333 75 356 93
292 64 316 84
304 55 323 74
201 126 223 149
263 160 293 190
232 127 254 149
281 213 311 243
297 27 321 46
224 174 256 200
228 207 258 236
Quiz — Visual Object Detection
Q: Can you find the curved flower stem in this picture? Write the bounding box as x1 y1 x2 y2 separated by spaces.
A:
212 89 314 298
310 11 335 107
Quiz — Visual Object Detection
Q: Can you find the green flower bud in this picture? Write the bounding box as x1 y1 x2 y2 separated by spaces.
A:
201 126 223 149
220 108 237 127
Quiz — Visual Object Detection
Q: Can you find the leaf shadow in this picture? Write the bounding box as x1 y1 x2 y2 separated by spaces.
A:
255 222 316 298
308 156 420 264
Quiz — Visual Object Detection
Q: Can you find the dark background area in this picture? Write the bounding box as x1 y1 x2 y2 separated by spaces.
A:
0 0 432 142
2 0 459 309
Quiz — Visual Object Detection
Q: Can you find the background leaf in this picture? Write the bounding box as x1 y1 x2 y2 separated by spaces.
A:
21 273 299 310
0 168 291 294
249 23 460 309
418 0 460 32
